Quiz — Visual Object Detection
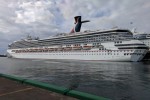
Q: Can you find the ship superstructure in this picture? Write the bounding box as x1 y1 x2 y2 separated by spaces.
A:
7 16 148 61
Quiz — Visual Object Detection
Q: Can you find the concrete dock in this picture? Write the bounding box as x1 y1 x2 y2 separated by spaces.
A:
0 77 78 100
0 74 110 100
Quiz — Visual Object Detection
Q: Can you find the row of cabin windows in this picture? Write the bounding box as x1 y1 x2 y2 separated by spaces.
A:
11 38 126 49
14 50 139 53
93 43 100 45
64 44 88 47
14 50 141 55
74 44 81 46
115 41 122 44
66 45 71 47
52 35 119 42
26 32 127 43
143 42 150 46
124 53 143 56
41 35 124 44
45 53 120 55
12 37 124 48
16 52 120 55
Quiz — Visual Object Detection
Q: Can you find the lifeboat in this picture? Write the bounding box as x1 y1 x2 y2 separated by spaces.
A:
43 48 48 52
37 49 42 52
64 47 72 51
57 48 63 51
12 50 15 52
73 46 82 50
47 48 52 51
54 48 58 51
15 50 18 53
35 49 39 52
82 46 92 50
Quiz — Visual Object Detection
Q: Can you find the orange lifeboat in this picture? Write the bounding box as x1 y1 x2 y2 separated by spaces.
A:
57 48 63 51
64 47 72 51
73 46 82 50
83 46 92 50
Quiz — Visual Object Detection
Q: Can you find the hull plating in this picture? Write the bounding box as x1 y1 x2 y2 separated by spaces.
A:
7 49 148 62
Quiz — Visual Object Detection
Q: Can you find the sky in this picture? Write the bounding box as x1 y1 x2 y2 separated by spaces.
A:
0 0 150 54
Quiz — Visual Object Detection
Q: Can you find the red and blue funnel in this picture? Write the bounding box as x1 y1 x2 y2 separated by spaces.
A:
70 16 90 33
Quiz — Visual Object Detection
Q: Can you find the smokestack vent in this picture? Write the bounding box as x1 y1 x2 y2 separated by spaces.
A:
70 16 90 33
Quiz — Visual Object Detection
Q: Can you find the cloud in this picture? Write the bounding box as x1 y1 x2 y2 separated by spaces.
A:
15 1 53 24
0 0 150 54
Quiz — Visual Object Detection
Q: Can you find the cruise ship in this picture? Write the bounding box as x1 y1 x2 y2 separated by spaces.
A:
133 33 150 60
7 16 149 62
133 33 150 49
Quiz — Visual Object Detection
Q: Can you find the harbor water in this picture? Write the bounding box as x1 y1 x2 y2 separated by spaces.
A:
0 57 150 100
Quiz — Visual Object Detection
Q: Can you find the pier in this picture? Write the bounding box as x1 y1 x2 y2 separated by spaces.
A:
0 55 6 57
0 73 110 100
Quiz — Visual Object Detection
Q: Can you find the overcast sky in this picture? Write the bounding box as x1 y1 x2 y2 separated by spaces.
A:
0 0 150 54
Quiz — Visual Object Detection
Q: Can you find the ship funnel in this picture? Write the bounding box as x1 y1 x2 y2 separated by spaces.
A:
70 16 90 33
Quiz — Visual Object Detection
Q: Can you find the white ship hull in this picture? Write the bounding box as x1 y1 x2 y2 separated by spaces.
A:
7 49 148 62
